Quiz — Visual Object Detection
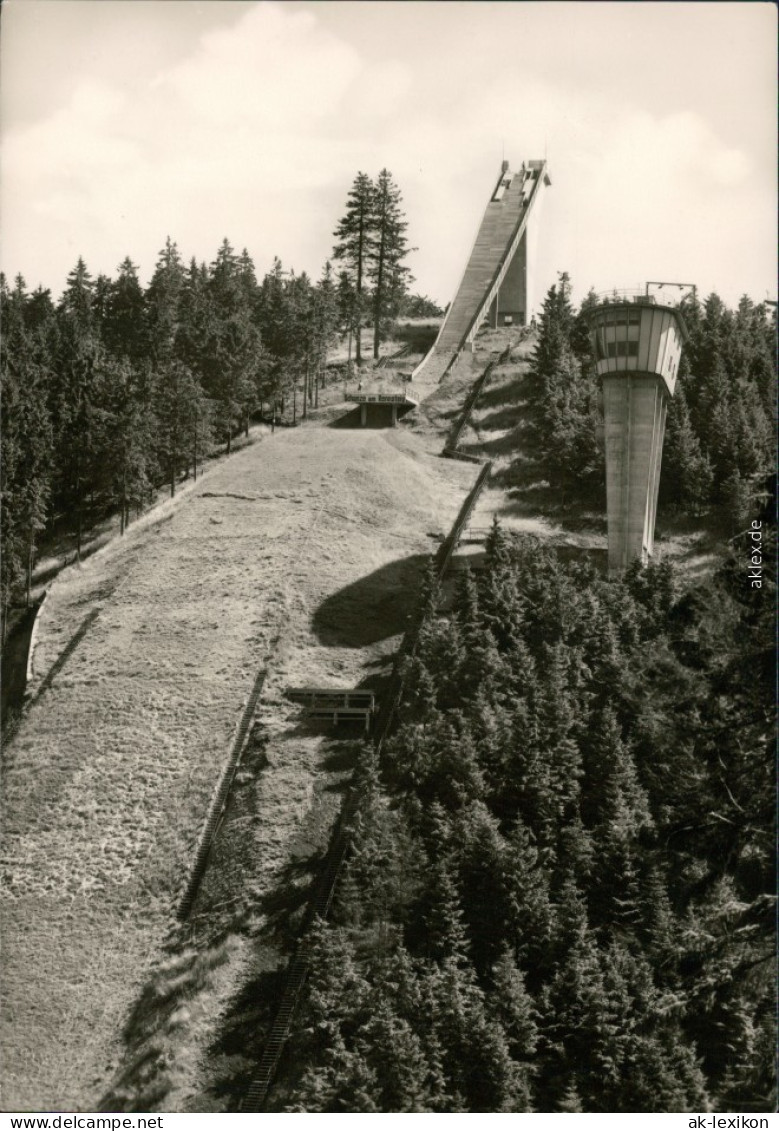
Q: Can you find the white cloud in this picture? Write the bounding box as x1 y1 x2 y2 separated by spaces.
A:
153 4 359 129
0 1 775 308
1 3 381 284
3 79 136 185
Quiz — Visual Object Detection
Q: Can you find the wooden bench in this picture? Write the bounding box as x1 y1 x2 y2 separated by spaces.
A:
287 687 376 711
304 706 373 735
461 527 491 543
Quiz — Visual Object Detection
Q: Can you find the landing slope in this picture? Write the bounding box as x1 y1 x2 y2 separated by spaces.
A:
0 425 474 1111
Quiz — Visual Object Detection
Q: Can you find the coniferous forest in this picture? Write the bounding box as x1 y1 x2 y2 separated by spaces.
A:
0 242 338 636
277 525 774 1112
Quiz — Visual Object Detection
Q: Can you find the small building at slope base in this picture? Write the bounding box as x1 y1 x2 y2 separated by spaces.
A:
346 390 419 427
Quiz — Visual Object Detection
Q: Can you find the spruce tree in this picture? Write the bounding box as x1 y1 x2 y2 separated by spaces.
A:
488 946 538 1062
53 258 102 557
312 261 338 406
145 237 186 364
357 999 437 1111
526 277 603 502
660 380 713 514
153 359 205 496
103 258 146 364
99 355 153 533
258 257 294 416
368 169 413 359
336 269 359 373
0 275 53 619
177 259 213 395
286 269 315 421
206 239 261 447
332 172 374 364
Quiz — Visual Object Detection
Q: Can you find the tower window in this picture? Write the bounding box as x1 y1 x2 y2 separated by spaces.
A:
606 340 639 358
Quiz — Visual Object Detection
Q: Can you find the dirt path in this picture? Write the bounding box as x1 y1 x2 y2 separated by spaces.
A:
0 424 474 1111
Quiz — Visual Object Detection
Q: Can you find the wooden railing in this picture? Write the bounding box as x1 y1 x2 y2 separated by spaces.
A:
177 659 276 921
442 345 511 459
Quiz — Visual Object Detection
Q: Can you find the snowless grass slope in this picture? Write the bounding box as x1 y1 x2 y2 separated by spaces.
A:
0 424 474 1111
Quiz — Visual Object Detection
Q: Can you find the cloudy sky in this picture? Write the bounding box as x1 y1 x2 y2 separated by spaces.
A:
1 1 776 309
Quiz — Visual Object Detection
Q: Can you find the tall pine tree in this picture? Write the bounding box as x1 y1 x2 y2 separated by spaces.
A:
368 169 413 360
332 172 374 365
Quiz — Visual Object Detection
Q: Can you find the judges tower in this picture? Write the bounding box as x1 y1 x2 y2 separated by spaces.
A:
588 291 690 576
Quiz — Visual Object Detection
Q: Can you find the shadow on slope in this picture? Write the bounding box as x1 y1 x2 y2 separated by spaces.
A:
462 421 528 460
472 379 528 414
461 372 608 533
100 728 364 1114
312 553 428 647
1 603 38 729
203 736 365 1111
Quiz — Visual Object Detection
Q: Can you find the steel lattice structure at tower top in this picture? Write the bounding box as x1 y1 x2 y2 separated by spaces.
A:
588 296 690 576
412 159 551 384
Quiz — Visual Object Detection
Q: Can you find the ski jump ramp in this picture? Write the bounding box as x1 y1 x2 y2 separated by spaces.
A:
413 159 551 384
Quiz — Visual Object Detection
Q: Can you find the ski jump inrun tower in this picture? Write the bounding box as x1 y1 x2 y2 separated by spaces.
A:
412 158 551 384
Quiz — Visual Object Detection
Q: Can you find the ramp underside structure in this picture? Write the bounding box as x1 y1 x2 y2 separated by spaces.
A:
414 159 551 384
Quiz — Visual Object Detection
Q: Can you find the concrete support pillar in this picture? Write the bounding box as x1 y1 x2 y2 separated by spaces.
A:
602 374 668 576
360 404 367 427
391 404 397 427
644 392 667 559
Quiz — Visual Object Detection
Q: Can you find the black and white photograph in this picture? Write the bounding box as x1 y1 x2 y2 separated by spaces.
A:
0 0 776 1118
